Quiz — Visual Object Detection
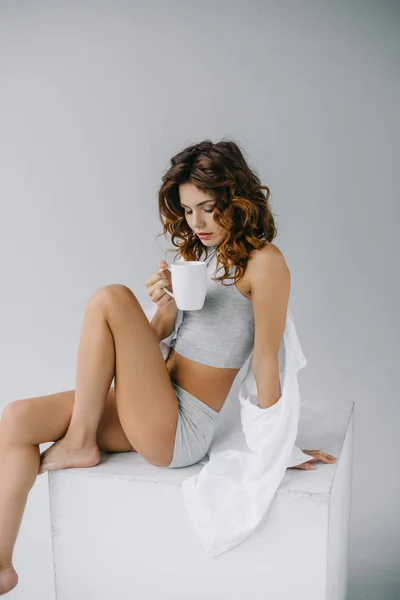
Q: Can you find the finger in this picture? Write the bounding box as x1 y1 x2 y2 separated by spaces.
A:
306 450 332 460
316 450 337 461
157 295 174 307
306 450 336 465
302 450 318 460
157 278 171 292
157 272 171 285
158 261 169 275
148 278 170 300
145 273 164 287
290 462 315 470
156 277 169 287
315 456 333 464
152 290 163 303
144 263 170 288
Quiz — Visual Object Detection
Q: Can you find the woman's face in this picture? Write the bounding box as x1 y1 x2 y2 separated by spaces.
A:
179 182 226 247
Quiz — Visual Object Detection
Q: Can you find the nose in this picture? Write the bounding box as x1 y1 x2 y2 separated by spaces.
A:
191 213 206 229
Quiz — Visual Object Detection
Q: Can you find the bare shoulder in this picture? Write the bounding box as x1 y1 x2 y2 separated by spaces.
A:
247 242 290 285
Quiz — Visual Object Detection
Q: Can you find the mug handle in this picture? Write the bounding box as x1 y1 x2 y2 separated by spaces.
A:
158 266 174 298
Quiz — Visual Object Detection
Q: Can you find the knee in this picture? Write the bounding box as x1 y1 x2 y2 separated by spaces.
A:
1 400 31 440
2 400 23 424
87 285 136 312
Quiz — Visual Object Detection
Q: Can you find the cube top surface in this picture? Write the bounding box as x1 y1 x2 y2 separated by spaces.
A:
49 399 354 502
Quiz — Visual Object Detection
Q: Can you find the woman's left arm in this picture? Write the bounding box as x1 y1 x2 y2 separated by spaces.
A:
249 244 290 409
249 244 338 466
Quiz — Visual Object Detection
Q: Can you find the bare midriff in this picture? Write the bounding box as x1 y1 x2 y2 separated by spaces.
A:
165 271 252 414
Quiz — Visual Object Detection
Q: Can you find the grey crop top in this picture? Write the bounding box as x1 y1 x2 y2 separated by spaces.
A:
171 247 254 368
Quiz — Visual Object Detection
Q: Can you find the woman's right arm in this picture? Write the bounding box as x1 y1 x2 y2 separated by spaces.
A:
146 259 178 343
150 303 178 343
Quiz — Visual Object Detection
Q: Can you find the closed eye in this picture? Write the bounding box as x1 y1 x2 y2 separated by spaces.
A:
185 208 214 215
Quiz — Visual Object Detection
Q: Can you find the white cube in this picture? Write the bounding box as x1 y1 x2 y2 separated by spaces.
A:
48 399 354 600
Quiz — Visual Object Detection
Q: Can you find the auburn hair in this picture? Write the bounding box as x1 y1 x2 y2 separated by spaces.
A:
156 139 277 286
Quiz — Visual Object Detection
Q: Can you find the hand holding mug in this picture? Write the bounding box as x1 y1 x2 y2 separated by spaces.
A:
145 260 176 308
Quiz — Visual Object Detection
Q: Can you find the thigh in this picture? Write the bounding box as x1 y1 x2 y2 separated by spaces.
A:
1 386 134 453
167 382 220 469
94 285 179 467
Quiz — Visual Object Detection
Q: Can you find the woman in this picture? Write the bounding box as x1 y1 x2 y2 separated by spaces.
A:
0 139 336 595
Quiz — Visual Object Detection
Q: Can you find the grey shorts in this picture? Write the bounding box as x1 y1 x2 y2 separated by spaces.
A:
167 382 221 469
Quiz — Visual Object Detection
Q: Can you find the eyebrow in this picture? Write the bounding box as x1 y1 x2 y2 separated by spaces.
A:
180 200 214 208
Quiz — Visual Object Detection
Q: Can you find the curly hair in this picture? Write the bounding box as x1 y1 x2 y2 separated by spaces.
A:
156 138 277 286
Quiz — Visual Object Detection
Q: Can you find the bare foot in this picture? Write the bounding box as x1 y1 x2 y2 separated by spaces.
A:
38 437 101 474
0 565 18 596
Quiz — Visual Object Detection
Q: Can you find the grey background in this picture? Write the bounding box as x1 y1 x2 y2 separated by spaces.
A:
0 1 398 598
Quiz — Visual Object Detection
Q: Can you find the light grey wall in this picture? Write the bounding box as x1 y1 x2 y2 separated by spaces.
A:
0 1 398 598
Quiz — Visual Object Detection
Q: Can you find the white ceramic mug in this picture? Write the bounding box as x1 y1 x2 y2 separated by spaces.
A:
158 261 207 310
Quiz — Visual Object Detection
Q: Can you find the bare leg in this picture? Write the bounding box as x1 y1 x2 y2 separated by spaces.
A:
39 296 115 473
0 425 37 595
0 284 175 594
0 286 136 594
0 388 134 596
